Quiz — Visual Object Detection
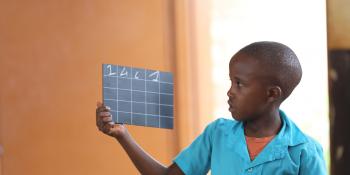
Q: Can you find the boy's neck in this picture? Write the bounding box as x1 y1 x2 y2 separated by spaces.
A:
244 109 282 138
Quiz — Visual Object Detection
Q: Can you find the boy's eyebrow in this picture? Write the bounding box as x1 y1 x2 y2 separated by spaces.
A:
231 75 247 82
229 73 240 79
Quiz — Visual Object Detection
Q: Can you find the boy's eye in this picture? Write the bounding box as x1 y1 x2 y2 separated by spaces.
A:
236 81 243 87
230 78 243 88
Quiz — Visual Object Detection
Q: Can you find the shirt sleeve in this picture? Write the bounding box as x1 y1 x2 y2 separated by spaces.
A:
173 120 217 175
299 140 327 175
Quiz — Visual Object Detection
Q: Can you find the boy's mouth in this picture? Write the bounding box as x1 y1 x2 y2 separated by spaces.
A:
227 100 234 112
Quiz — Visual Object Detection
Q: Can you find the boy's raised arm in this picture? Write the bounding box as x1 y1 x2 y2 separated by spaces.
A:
96 102 184 175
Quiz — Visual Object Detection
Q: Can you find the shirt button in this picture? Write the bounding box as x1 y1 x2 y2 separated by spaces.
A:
247 168 253 173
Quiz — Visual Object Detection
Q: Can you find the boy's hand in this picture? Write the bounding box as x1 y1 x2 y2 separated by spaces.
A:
96 103 183 175
96 102 128 140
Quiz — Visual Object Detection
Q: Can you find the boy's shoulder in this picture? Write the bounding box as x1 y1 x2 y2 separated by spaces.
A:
282 114 324 156
204 117 241 134
287 131 324 164
304 135 324 153
292 131 324 155
212 117 239 125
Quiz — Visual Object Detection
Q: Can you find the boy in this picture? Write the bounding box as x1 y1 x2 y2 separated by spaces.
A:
96 41 327 175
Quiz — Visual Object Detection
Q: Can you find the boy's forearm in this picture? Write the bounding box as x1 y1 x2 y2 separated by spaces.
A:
116 132 167 175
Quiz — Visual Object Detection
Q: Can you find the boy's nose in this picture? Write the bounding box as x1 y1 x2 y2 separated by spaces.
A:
227 85 237 98
227 88 233 97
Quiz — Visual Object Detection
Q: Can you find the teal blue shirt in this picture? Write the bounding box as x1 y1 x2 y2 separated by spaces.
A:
173 111 327 175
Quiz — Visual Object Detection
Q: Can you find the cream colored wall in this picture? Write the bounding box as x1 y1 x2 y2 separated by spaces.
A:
327 0 350 49
0 1 178 174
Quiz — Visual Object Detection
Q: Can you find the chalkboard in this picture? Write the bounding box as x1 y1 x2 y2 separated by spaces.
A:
102 64 174 129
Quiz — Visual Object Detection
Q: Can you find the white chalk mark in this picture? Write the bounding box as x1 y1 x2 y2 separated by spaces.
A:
149 71 159 82
120 67 128 77
135 72 140 79
106 65 116 76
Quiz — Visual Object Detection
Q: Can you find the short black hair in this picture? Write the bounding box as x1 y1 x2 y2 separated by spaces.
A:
236 41 302 101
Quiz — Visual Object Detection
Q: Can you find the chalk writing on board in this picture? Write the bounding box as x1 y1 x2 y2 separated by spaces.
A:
134 72 140 79
102 64 174 129
106 65 116 76
120 67 128 77
149 71 159 82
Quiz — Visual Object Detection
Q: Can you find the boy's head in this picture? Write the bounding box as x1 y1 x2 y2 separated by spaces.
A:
227 41 302 121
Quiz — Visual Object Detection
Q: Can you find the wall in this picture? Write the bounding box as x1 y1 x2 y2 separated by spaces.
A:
327 0 350 49
0 0 177 174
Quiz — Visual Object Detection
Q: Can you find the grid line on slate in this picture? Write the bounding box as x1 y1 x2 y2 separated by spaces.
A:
102 64 174 129
145 68 147 126
116 66 118 122
103 87 172 96
103 75 173 84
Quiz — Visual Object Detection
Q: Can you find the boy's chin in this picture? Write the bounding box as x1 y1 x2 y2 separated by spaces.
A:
231 112 247 122
232 117 244 121
231 114 242 121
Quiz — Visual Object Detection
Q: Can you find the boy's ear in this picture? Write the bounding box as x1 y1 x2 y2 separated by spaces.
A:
267 86 282 103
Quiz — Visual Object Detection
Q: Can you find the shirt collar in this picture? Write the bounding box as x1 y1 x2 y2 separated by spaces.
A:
228 110 308 168
276 110 308 147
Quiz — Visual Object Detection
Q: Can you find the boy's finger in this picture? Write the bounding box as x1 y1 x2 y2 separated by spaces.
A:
96 105 110 114
108 124 118 135
102 123 114 134
96 118 104 130
97 117 112 130
102 116 113 122
99 111 111 117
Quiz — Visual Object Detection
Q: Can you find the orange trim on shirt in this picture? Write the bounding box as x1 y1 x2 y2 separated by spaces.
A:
245 135 275 161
